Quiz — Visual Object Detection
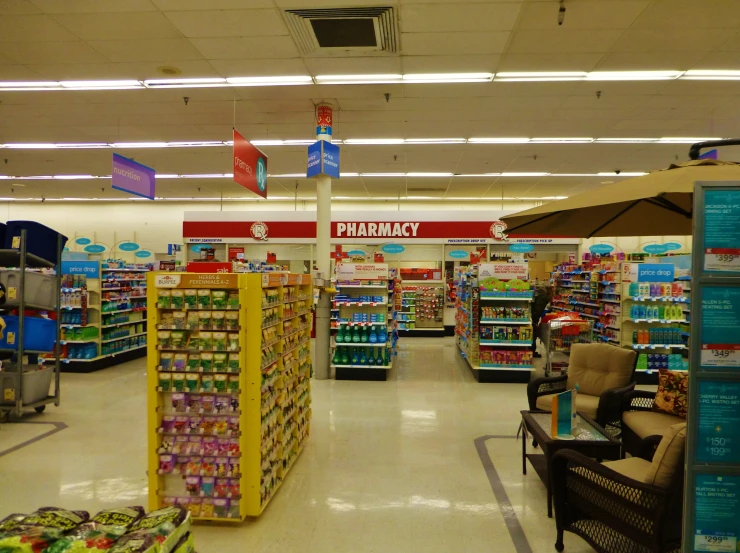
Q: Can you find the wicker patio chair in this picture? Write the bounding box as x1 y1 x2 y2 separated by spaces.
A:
621 390 686 461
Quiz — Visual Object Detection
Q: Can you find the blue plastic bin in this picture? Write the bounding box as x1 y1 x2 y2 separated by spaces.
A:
5 221 68 265
0 316 56 352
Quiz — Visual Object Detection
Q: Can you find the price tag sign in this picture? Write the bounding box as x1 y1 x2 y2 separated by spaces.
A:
695 534 736 552
701 345 740 368
705 249 740 273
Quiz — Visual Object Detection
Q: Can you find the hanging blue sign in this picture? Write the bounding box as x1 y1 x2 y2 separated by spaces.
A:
382 244 405 254
118 242 140 252
509 243 534 253
448 250 469 259
589 244 614 254
61 260 100 279
307 141 321 178
306 140 340 179
84 244 106 254
75 237 92 245
637 263 674 282
135 250 152 258
347 250 366 256
643 244 669 254
663 242 682 251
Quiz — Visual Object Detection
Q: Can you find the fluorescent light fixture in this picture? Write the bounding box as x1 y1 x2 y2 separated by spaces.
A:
595 138 658 143
344 139 405 145
15 175 54 180
268 173 305 178
315 74 402 84
404 138 466 144
494 72 586 82
4 143 58 149
359 173 407 177
0 81 60 89
57 143 110 149
339 173 359 177
403 73 493 83
406 172 453 177
681 70 740 80
166 141 226 148
550 173 602 177
587 71 683 81
282 140 315 145
658 137 723 143
226 76 312 86
500 172 550 177
250 140 285 146
468 138 530 144
60 80 144 89
530 137 594 143
111 142 168 148
53 175 97 180
180 174 231 178
144 78 227 88
155 174 180 179
597 172 648 177
455 173 501 177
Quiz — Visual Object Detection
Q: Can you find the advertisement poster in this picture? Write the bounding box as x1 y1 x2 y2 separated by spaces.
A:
336 263 389 281
479 263 529 281
694 474 740 552
700 287 740 370
704 189 740 273
697 381 740 463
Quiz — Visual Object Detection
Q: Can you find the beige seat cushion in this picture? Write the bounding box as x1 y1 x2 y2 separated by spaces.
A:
535 392 600 419
645 423 687 488
623 410 685 439
604 457 653 482
566 343 636 397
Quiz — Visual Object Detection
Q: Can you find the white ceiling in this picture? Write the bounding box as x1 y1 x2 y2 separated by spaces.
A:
0 0 739 201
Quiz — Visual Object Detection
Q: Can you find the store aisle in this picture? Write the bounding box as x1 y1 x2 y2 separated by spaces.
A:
0 338 594 552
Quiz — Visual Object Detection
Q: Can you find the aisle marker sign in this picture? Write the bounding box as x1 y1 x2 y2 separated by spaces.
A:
111 153 155 200
306 140 340 179
233 129 268 199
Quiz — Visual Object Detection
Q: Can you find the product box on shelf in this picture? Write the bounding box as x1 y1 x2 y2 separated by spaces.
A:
147 272 312 519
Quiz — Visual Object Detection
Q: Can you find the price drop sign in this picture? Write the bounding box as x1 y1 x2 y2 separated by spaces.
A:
700 287 740 370
703 189 740 274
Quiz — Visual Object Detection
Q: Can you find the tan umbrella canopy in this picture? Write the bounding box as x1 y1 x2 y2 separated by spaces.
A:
502 160 740 238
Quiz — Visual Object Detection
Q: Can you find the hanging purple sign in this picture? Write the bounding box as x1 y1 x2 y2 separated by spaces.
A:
112 153 155 200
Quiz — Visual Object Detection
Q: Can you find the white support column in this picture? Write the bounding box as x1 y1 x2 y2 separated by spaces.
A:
313 108 333 380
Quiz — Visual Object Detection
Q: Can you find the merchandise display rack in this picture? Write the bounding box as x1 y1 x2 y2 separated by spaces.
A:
0 230 63 419
396 282 445 336
147 271 312 519
331 263 397 381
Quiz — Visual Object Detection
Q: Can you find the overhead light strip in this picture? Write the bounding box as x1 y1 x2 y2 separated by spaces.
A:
4 69 740 91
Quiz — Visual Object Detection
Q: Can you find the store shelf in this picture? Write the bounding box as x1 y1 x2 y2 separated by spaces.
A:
480 296 533 302
333 301 388 306
600 299 621 304
58 344 147 362
333 321 387 327
478 364 534 371
102 268 151 272
629 296 690 303
625 318 687 324
331 363 390 370
479 319 532 325
0 248 54 268
631 344 687 350
60 339 98 344
101 332 147 343
334 341 388 348
479 340 531 347
338 284 388 288
101 320 144 329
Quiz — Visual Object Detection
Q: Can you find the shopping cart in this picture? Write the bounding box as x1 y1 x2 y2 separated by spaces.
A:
542 318 594 376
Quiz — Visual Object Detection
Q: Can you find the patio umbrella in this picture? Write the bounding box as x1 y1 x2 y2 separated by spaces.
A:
501 159 740 238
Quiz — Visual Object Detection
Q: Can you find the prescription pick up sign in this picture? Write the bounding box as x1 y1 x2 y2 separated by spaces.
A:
233 129 268 199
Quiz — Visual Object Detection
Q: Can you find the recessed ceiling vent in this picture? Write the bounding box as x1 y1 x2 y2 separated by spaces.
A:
283 7 397 55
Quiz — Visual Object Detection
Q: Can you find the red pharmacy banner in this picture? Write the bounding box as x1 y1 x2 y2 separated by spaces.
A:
233 129 268 198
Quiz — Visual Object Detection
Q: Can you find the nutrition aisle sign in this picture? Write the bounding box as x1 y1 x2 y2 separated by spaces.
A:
685 181 740 553
112 153 155 200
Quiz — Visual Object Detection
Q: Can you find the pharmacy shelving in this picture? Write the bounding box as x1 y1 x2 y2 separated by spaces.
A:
147 271 312 520
331 264 395 381
397 283 445 334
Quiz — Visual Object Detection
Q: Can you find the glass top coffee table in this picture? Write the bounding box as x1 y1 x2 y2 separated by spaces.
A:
520 410 621 518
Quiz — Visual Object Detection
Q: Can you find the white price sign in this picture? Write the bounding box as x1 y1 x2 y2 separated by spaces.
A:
701 346 740 368
705 249 740 272
695 534 736 552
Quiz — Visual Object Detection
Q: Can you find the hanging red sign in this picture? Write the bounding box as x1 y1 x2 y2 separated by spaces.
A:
317 105 332 128
233 129 268 199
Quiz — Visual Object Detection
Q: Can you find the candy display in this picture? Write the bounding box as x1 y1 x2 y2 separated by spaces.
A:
150 272 312 519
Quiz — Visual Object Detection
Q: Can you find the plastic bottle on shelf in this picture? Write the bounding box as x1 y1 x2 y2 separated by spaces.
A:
351 348 359 365
368 328 377 343
629 282 639 296
378 326 388 344
333 348 342 365
359 349 367 365
341 348 349 365
335 329 343 343
360 327 368 343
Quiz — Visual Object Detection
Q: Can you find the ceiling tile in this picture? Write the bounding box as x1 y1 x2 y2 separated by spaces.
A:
152 0 274 8
88 38 205 63
692 51 740 70
304 56 401 76
496 53 603 72
401 32 510 56
517 0 648 29
610 29 736 52
30 0 157 12
208 58 308 78
0 14 77 41
400 3 522 32
189 37 300 60
1 0 41 14
53 12 182 40
0 63 47 79
507 30 623 54
632 0 740 29
27 59 219 80
716 34 740 52
0 40 107 64
402 54 499 73
164 9 287 38
594 51 706 71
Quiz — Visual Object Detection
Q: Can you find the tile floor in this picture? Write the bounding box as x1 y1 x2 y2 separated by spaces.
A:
0 337 599 552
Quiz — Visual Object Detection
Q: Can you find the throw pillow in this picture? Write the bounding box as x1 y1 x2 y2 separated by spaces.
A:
652 368 688 418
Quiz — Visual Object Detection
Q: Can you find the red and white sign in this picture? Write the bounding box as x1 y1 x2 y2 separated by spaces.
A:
228 247 244 261
183 211 579 245
317 105 332 128
479 262 529 280
490 221 509 241
704 247 740 272
186 261 232 273
336 263 388 280
233 129 268 199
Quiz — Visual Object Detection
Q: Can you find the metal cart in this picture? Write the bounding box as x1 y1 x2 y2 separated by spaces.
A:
542 318 593 377
0 230 63 420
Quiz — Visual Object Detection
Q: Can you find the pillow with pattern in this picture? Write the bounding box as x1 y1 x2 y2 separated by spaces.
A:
652 368 688 418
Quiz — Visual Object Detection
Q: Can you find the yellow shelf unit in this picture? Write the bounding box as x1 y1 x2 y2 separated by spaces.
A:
147 272 312 521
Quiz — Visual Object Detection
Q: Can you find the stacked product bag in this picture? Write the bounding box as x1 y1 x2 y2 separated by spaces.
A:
0 506 191 553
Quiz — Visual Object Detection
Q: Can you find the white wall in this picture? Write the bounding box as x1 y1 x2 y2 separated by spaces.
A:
2 199 540 254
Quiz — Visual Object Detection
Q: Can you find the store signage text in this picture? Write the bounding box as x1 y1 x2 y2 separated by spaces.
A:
233 129 268 199
637 263 675 282
61 261 100 279
336 222 419 238
111 153 155 200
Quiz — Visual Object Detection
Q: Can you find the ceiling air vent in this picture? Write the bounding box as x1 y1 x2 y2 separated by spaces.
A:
283 7 397 55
